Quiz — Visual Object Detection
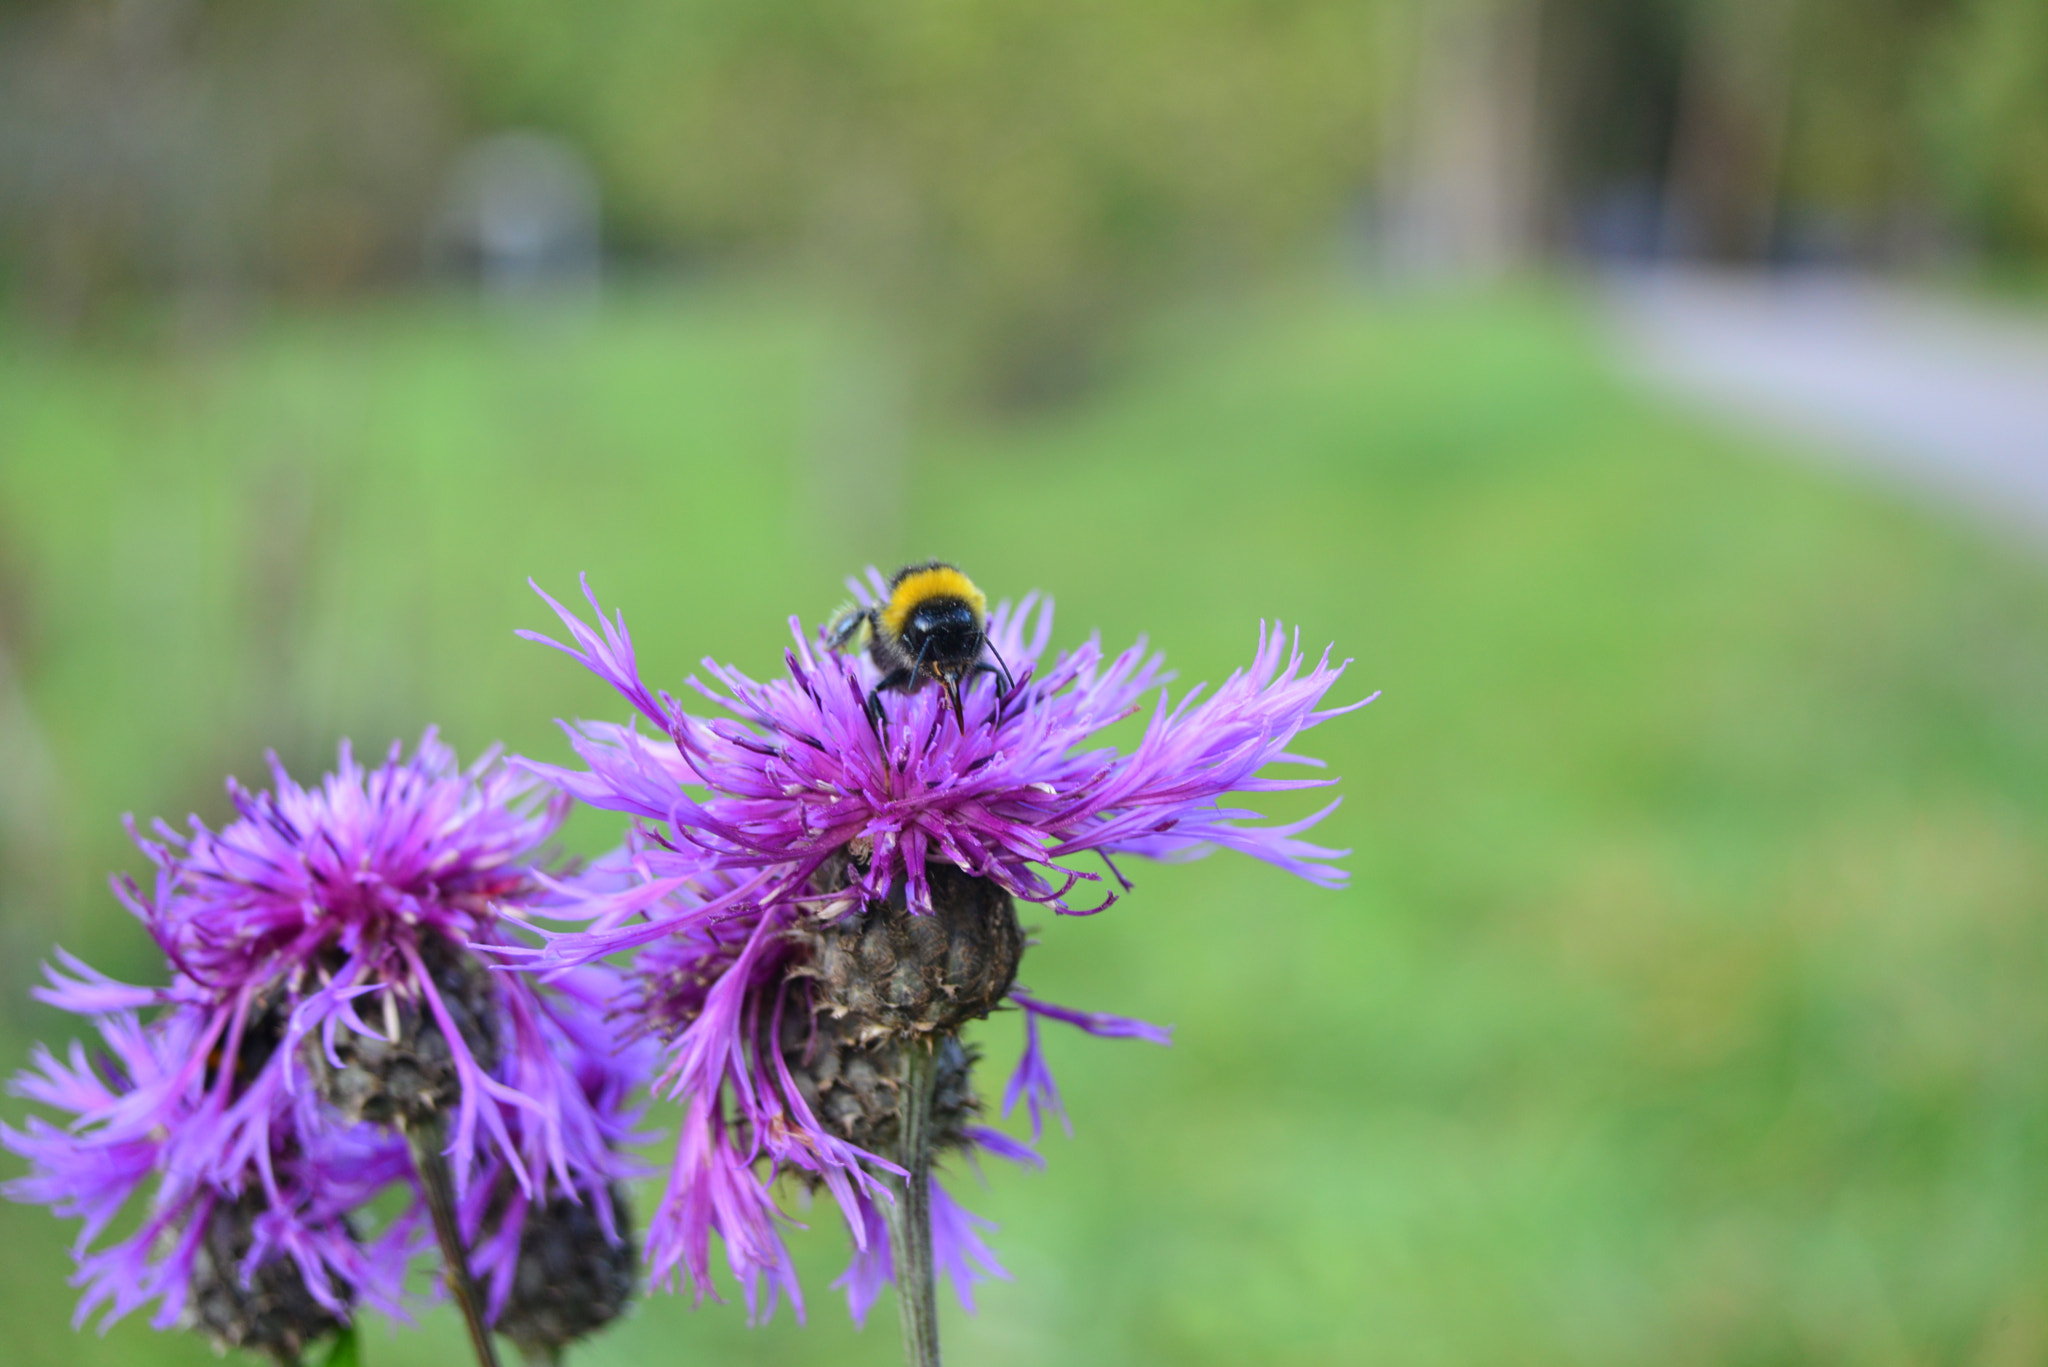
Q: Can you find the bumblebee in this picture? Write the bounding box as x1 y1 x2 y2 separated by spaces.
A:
828 561 1011 727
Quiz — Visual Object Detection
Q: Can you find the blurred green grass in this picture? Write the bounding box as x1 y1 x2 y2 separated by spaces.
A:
6 280 2048 1365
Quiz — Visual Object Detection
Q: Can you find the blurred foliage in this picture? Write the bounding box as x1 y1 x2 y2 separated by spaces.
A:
1567 0 2048 259
8 0 2048 388
410 0 2048 287
1923 0 2048 257
1771 0 2048 257
8 282 2048 1362
415 0 1386 403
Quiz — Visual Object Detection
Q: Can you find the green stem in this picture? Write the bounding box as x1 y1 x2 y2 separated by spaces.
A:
316 1324 361 1367
882 1038 942 1367
403 1118 502 1367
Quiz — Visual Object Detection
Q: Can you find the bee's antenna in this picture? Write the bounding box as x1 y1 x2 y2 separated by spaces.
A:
982 638 1015 698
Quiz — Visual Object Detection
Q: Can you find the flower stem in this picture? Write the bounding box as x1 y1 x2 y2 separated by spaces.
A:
403 1117 502 1367
883 1038 942 1367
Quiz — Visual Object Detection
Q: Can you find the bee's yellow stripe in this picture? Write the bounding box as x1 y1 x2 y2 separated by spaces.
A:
881 565 986 638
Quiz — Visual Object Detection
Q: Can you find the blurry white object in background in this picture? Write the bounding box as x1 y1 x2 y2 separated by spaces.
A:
1609 269 2048 541
431 132 600 303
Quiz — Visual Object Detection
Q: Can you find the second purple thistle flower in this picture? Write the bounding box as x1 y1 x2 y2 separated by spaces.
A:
4 733 643 1367
518 565 1371 1355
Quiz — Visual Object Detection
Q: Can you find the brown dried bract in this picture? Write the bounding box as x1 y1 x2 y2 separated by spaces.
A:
770 996 981 1160
494 1184 638 1358
303 933 500 1128
790 850 1023 1043
189 1190 349 1364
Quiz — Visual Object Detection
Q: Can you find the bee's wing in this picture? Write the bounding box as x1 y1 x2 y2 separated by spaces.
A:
826 604 874 652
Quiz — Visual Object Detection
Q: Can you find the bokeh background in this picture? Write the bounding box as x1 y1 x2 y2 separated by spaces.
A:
6 1 2048 1364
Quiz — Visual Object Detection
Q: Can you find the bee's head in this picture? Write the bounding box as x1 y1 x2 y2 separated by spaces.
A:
902 600 985 720
882 564 987 667
902 598 982 662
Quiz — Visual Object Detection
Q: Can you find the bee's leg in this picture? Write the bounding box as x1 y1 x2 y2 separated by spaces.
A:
980 639 1016 699
865 669 915 743
826 605 874 652
955 661 1012 728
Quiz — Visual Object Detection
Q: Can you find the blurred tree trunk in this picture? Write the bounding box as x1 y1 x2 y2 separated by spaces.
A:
0 0 456 336
1661 0 1794 261
1380 0 1550 275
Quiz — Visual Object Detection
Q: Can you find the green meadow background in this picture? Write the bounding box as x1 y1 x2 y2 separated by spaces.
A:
6 279 2048 1366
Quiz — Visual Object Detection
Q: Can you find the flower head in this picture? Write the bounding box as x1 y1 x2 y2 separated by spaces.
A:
518 572 1369 1320
3 995 417 1350
5 732 642 1348
525 570 1358 937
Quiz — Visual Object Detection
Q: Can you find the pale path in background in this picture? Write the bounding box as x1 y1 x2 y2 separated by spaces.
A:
1606 269 2048 539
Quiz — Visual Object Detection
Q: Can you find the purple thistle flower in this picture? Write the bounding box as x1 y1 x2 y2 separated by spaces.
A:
94 731 583 1193
5 731 644 1358
516 571 1371 1327
522 571 1358 935
3 996 419 1352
